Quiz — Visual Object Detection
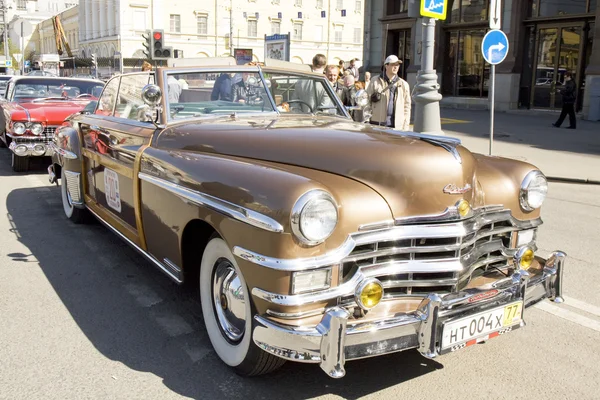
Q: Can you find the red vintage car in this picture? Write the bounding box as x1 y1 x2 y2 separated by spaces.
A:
0 76 104 171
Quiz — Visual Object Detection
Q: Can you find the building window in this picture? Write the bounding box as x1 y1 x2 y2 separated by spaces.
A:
197 15 208 35
442 29 489 98
16 0 26 10
386 0 407 15
271 21 281 35
272 0 280 3
335 28 343 43
355 1 361 12
353 28 361 43
317 0 323 8
133 10 146 31
170 15 181 33
450 0 488 23
293 22 303 40
294 0 302 6
529 0 593 17
315 25 323 41
337 0 343 9
248 20 258 37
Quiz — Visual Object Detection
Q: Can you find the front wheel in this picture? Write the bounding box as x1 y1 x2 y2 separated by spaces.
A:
200 236 285 376
61 169 89 223
11 153 29 172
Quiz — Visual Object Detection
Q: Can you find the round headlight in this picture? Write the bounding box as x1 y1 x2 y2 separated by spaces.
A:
520 171 548 211
291 190 338 245
514 246 535 270
13 122 26 135
31 123 44 135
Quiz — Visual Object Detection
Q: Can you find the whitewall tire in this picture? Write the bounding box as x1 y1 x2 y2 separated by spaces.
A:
200 236 285 376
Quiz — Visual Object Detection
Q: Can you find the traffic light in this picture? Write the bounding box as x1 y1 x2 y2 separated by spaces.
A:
152 30 173 60
141 30 152 60
91 53 97 67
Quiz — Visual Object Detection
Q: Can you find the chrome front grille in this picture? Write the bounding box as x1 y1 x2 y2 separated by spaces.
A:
339 208 540 302
13 127 58 145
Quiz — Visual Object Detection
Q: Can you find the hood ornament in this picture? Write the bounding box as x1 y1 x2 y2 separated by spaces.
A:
443 183 472 194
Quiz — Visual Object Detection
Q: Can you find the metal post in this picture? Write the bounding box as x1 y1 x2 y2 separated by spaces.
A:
489 64 495 155
20 21 24 76
1 2 8 64
229 0 233 55
413 17 443 135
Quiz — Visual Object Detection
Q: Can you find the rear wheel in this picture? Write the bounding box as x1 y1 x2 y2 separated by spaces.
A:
200 236 285 376
11 153 29 172
61 169 89 223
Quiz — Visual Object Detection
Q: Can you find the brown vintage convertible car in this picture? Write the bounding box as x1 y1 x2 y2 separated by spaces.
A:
49 58 565 378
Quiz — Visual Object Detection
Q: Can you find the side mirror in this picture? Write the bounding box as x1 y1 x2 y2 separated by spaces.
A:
141 84 162 107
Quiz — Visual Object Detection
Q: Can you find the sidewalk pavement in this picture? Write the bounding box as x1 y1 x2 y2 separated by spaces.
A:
433 108 600 184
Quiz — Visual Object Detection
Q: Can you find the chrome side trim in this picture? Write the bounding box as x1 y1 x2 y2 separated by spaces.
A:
163 258 183 279
48 141 78 159
266 308 326 320
138 172 284 233
87 207 184 284
235 211 542 272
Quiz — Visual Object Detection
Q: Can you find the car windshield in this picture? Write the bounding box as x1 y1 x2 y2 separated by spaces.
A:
166 69 344 121
13 78 105 102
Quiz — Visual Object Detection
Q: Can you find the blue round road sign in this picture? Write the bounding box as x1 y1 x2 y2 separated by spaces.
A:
481 30 509 65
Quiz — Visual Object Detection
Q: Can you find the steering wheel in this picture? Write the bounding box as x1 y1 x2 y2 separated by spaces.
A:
76 94 93 99
285 99 314 113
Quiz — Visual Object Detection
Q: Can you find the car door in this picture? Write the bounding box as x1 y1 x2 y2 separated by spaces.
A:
79 73 156 248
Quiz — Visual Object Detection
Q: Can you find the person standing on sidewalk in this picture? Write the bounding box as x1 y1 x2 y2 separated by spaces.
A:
366 55 411 130
553 72 577 129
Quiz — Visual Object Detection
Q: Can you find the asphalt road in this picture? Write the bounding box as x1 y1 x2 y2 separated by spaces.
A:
1 152 599 400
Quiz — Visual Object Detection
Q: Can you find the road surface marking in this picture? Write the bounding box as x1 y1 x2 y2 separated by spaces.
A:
125 283 163 308
536 301 600 333
155 315 194 337
562 296 600 318
441 118 471 125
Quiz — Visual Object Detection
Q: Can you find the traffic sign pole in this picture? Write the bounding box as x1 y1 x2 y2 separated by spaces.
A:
482 29 508 156
490 64 495 155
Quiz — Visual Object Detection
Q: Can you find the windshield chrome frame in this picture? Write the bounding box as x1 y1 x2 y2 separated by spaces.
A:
161 66 350 121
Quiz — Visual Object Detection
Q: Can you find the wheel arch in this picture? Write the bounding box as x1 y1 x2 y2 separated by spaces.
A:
180 218 218 285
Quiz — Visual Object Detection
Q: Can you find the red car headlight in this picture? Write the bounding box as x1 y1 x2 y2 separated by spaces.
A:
30 123 44 135
12 122 26 135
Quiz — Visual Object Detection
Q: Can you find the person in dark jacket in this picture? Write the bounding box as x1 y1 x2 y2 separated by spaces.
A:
211 73 234 101
553 72 577 129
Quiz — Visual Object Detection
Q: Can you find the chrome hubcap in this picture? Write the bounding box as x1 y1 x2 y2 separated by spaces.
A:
212 259 246 342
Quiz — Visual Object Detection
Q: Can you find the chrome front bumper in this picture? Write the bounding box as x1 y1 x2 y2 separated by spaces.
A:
9 141 53 157
252 251 565 378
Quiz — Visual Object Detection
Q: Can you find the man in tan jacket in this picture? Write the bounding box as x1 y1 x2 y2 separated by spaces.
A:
366 55 411 130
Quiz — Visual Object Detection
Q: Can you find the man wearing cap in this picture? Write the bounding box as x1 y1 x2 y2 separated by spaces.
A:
366 55 411 130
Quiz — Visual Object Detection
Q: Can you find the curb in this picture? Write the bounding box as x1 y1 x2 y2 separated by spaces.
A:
547 176 600 185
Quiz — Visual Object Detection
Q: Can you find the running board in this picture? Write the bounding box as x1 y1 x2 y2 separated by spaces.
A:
86 207 184 284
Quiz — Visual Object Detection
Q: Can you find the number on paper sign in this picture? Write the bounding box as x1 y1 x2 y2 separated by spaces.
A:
104 168 122 213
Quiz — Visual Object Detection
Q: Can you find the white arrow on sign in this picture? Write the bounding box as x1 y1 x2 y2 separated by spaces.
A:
487 42 506 64
490 0 501 30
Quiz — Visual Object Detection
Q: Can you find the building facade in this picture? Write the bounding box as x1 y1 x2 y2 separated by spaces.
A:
365 0 600 120
76 0 365 68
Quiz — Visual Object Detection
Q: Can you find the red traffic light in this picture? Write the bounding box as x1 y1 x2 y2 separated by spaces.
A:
153 31 162 40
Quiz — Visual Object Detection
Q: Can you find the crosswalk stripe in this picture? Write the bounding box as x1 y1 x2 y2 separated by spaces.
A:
535 301 600 333
562 296 600 318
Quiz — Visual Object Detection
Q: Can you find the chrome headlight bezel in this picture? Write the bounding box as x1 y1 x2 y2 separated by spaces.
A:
519 170 548 211
291 189 338 246
12 122 26 135
30 123 44 136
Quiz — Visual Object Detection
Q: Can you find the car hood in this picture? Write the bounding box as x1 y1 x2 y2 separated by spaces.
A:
11 101 88 124
155 116 483 219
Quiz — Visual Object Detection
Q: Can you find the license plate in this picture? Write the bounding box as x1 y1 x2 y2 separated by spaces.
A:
440 301 523 353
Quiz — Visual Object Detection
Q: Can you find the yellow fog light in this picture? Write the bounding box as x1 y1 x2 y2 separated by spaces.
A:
514 247 535 270
355 279 384 310
457 199 471 217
